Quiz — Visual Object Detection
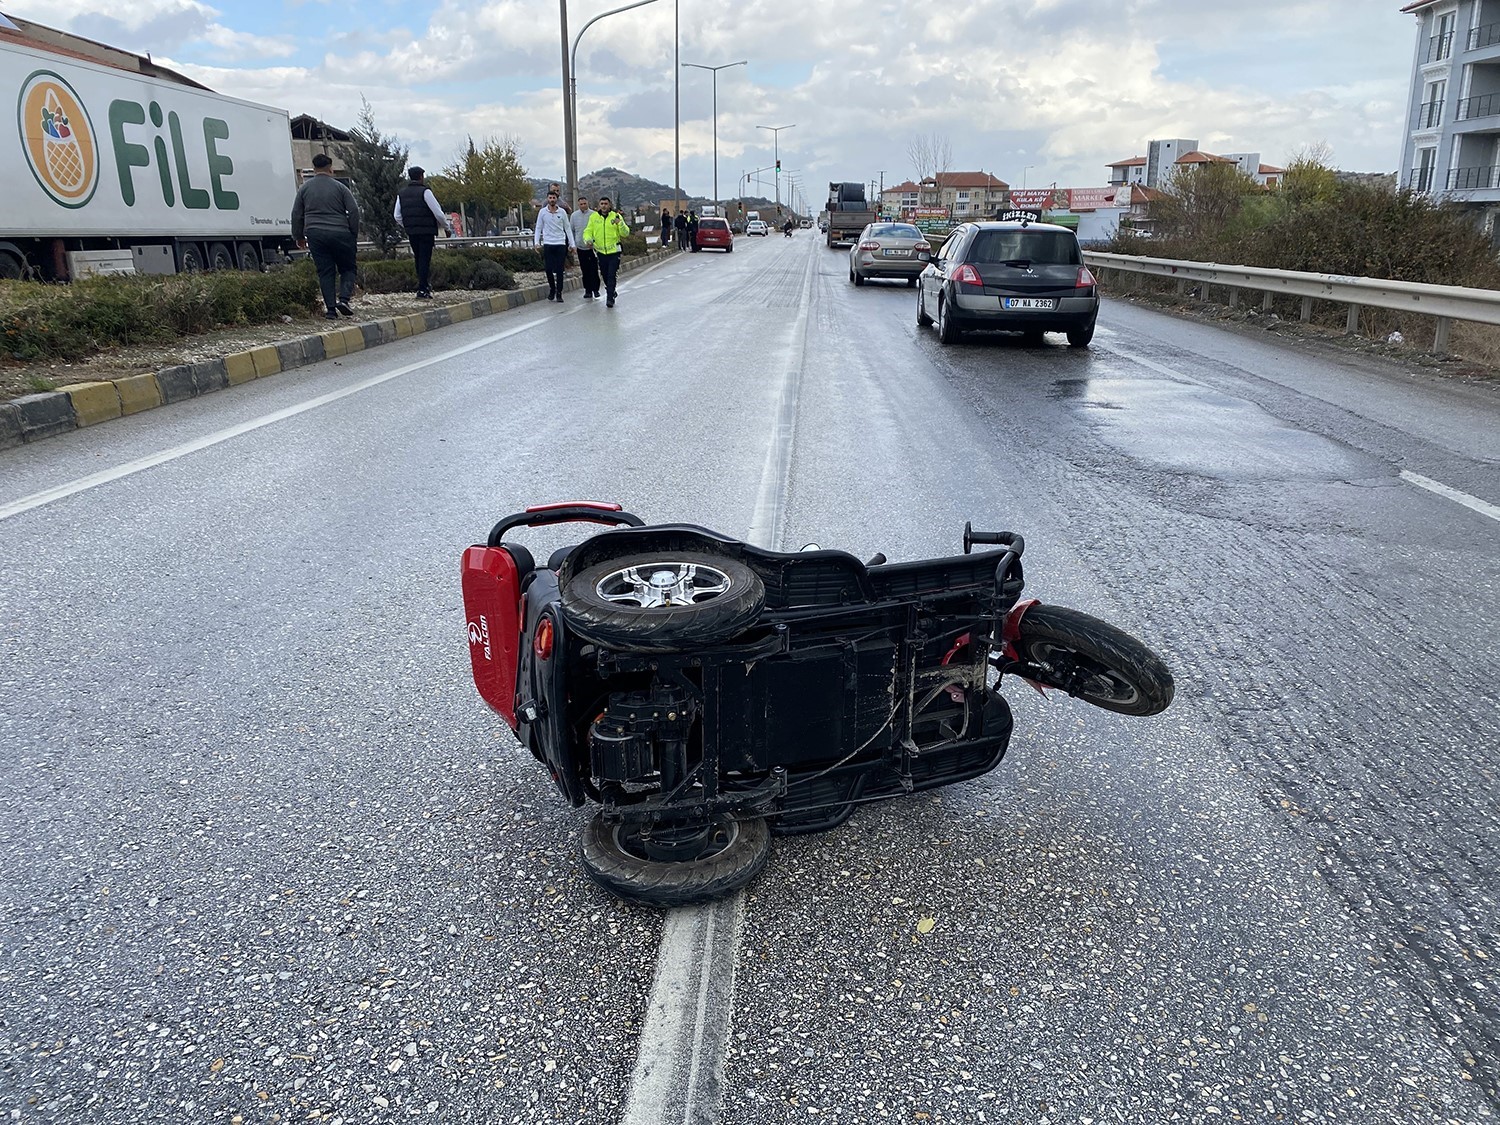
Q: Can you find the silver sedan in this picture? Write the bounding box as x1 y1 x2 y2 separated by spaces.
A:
848 222 932 287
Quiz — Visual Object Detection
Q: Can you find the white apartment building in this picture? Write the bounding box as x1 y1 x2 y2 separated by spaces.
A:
1399 0 1500 234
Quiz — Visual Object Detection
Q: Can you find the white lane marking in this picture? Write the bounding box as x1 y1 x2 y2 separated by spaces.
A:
622 237 816 1124
621 897 745 1125
746 233 816 547
0 317 548 524
1400 471 1500 523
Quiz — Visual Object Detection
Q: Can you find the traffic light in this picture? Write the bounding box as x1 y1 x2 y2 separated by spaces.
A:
775 159 781 171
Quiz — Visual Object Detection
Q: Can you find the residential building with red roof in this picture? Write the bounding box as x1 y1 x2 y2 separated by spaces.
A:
1108 140 1285 188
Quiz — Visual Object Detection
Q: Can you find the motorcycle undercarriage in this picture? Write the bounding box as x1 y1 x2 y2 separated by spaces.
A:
553 609 1015 902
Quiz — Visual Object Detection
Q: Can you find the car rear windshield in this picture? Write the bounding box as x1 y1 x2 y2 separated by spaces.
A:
701 219 728 229
967 229 1081 266
868 224 922 239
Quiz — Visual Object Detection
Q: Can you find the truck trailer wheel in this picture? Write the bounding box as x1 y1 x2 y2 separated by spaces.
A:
176 242 206 273
0 252 21 281
236 243 263 271
208 242 235 271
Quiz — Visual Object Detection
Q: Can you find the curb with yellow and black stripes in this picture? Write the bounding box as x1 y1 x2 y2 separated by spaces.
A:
0 250 672 451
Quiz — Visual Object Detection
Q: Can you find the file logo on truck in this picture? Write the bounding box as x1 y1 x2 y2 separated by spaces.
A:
17 70 98 208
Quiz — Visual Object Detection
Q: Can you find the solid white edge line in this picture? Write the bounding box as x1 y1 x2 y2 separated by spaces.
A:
622 237 817 1125
0 317 547 524
1399 470 1500 523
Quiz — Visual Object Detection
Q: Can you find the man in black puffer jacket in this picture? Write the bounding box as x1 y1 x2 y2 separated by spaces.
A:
394 167 454 299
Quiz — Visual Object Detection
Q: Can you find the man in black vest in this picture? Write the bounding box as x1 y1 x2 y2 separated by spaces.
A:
394 167 454 299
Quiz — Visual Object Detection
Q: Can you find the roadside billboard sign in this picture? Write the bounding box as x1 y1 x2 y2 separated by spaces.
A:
1066 187 1121 212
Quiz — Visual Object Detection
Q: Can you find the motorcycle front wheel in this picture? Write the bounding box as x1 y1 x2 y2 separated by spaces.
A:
1009 605 1174 717
580 813 772 906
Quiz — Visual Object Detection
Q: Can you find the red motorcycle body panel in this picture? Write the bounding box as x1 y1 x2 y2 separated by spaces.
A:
461 545 523 729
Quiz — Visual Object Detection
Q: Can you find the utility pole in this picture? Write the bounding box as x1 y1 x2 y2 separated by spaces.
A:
674 0 681 217
559 0 574 207
757 123 795 207
682 60 747 212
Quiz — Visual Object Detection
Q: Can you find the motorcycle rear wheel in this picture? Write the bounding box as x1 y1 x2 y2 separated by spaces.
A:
561 551 765 653
580 813 772 906
1010 605 1174 717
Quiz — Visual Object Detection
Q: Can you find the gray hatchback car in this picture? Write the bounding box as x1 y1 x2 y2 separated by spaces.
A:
916 220 1099 347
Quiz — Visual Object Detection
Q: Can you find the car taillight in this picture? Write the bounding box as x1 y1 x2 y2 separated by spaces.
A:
915 243 930 254
953 263 983 286
859 240 880 251
1076 266 1097 288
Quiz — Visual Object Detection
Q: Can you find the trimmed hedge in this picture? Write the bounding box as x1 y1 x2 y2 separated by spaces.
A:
356 245 533 293
0 235 660 363
0 265 321 362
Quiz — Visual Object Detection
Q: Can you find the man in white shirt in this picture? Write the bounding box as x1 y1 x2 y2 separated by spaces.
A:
393 167 454 300
533 188 576 302
569 195 600 299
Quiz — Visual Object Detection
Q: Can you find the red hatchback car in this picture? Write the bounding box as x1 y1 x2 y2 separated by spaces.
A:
695 217 734 252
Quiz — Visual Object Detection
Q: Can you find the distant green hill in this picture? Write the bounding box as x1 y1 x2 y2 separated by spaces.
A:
528 168 776 213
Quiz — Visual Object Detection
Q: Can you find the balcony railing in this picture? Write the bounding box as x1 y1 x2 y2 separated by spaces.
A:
1427 31 1455 62
1456 91 1500 120
1414 98 1445 129
1468 22 1500 50
1447 164 1500 190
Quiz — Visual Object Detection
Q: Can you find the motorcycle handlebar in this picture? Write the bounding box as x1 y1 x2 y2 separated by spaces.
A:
963 522 1025 557
488 504 645 546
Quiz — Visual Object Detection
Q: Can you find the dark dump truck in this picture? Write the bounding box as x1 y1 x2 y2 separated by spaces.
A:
826 181 876 248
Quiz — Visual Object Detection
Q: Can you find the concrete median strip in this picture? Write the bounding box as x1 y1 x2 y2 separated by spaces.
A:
0 251 671 452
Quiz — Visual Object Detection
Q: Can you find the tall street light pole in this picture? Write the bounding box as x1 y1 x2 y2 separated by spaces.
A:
681 59 746 212
564 0 662 207
756 123 795 207
678 0 684 220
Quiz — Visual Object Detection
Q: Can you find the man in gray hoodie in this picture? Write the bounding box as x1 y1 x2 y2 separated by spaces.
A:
291 153 361 319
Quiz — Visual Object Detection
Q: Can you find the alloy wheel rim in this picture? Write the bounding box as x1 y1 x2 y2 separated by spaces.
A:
596 561 733 609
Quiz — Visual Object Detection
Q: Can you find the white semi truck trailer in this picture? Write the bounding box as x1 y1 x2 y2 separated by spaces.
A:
1 31 298 280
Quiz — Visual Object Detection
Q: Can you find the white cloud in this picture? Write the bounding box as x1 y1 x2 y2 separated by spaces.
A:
32 0 1414 203
200 24 296 57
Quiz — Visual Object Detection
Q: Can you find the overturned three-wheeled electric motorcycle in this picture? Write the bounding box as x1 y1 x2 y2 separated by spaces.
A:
462 503 1173 906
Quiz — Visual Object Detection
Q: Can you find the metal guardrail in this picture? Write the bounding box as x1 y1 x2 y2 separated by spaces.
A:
1082 251 1500 354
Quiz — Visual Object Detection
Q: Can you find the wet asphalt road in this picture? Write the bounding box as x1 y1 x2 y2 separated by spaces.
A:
1 233 1497 1124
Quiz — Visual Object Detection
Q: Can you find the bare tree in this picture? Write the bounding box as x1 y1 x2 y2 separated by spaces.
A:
907 132 953 182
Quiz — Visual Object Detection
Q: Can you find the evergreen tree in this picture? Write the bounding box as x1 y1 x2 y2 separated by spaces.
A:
346 97 408 257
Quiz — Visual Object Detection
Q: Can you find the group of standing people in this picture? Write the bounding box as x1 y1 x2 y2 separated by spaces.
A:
532 185 629 307
292 164 633 316
658 209 702 251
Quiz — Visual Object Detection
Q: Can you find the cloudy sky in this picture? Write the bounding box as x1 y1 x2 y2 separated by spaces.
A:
7 0 1419 207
